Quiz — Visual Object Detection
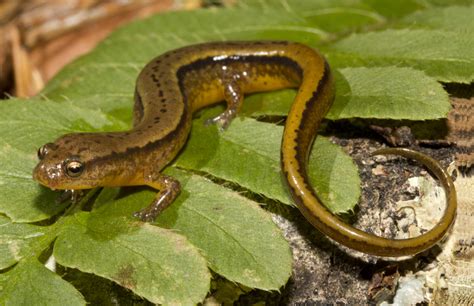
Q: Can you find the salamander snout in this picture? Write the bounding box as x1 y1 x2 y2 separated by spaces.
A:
33 161 66 189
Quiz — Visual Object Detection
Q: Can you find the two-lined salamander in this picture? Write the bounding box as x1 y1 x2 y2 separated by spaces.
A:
33 41 456 257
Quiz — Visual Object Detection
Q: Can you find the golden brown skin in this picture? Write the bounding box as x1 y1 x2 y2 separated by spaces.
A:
33 41 457 257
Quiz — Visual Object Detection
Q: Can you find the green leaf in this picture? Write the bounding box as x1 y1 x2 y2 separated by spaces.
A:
91 169 293 290
0 216 49 269
158 170 292 290
176 114 288 204
401 5 474 32
0 259 85 306
327 67 451 120
238 0 388 32
362 0 426 19
54 212 210 305
328 28 474 83
421 0 474 7
241 67 451 121
0 99 123 151
177 112 360 213
0 143 67 222
241 89 295 117
307 137 361 214
41 6 326 103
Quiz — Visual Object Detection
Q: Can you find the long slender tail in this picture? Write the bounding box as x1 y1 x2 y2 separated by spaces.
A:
281 55 457 257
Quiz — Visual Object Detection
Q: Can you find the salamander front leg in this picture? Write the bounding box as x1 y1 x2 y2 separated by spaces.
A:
205 75 244 130
133 173 181 222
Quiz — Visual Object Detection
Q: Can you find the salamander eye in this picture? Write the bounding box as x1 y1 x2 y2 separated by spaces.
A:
37 143 55 160
64 159 84 177
37 147 45 160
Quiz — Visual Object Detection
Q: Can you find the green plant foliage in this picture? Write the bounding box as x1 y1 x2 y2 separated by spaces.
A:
0 0 469 304
176 111 360 213
327 67 450 120
89 169 293 291
0 216 49 269
156 170 293 290
54 211 210 305
0 259 85 306
327 6 474 83
240 66 451 120
400 5 474 31
328 29 473 83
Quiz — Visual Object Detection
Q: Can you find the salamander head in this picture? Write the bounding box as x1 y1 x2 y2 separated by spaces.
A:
33 134 105 190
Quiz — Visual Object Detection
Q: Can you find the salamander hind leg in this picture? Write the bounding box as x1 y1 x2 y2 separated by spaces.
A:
205 73 244 130
133 173 181 222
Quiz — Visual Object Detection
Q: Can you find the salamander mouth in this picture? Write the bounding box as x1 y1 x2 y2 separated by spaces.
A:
33 163 63 189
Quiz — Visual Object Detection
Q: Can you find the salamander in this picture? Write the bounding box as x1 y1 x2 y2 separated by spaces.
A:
33 41 457 257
